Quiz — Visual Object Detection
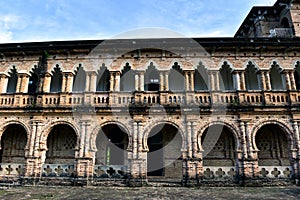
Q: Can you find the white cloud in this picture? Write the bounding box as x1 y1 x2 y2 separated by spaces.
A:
0 15 23 43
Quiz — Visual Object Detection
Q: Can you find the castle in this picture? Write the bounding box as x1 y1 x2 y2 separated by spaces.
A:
0 0 300 186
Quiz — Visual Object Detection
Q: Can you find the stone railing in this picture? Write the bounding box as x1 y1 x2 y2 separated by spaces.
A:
0 163 25 176
202 166 237 180
0 91 300 109
257 166 292 179
41 164 75 177
93 165 127 179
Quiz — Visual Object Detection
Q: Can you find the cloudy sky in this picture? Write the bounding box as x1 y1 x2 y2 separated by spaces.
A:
0 0 276 43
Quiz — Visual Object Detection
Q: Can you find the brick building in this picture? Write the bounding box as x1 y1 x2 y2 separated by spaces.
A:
0 0 300 186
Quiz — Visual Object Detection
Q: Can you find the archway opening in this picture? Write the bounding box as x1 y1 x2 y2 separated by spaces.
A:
219 62 234 90
6 66 18 93
270 62 284 90
255 124 290 166
73 64 86 92
96 64 110 91
0 124 27 163
201 124 236 166
28 66 39 93
245 62 259 90
45 124 77 164
147 124 182 178
95 124 129 165
120 63 135 91
295 61 300 90
281 17 290 28
169 62 185 91
194 62 209 91
50 64 62 92
145 62 160 91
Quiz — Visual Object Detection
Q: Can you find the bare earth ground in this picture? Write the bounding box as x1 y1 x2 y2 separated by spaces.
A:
0 186 299 200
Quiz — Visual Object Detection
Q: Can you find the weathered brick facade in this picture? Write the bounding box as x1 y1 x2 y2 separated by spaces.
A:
0 0 300 186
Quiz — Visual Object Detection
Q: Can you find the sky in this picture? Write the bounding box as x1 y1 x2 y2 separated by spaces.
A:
0 0 277 43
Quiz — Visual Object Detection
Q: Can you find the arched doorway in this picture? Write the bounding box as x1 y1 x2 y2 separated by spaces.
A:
45 124 77 164
255 124 290 166
145 62 160 91
50 65 63 92
73 64 86 92
6 66 18 93
0 124 27 164
270 62 284 90
169 62 185 91
147 124 182 178
95 124 129 165
96 64 110 92
194 62 209 91
245 62 259 90
201 124 236 167
219 62 234 90
120 63 135 91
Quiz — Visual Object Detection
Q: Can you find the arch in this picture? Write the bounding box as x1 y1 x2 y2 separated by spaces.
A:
45 124 78 164
120 63 135 91
39 121 80 150
6 66 18 93
145 62 160 91
194 61 209 91
251 120 294 151
294 61 300 90
73 64 86 92
48 62 66 75
245 61 260 90
145 122 184 177
50 64 62 92
0 123 28 164
197 121 240 152
270 61 284 90
219 61 234 90
90 121 131 152
143 120 185 151
169 62 185 91
96 64 110 91
28 65 39 93
281 17 290 28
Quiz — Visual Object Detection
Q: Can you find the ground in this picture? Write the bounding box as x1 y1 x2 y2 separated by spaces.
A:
0 186 299 200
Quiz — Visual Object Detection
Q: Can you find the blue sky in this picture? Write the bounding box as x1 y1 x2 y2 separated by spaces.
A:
0 0 276 43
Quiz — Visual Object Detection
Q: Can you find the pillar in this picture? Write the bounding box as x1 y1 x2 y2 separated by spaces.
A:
215 71 220 91
43 73 51 93
62 72 74 92
109 72 115 91
182 121 202 186
89 72 97 92
290 71 297 90
139 72 144 91
16 73 30 93
0 74 9 93
25 120 44 178
240 71 246 91
233 71 240 90
165 72 169 91
284 71 292 90
259 71 266 90
75 120 94 178
135 73 139 91
85 73 91 92
115 72 120 92
208 71 215 91
190 71 194 91
159 72 164 91
184 71 189 91
127 121 147 186
293 122 300 184
265 71 271 90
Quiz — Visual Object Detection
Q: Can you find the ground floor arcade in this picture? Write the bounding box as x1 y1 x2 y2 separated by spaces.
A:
0 117 299 186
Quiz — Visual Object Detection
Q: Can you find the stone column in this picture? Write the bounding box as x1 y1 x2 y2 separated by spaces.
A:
89 72 97 92
75 120 94 178
184 71 189 91
265 71 271 91
190 71 195 91
0 74 9 93
43 73 51 93
208 71 215 91
164 72 169 91
25 120 44 178
135 73 139 91
62 72 74 92
115 72 120 92
215 71 220 91
139 72 144 91
159 72 164 91
85 73 91 92
293 122 300 184
17 73 30 93
290 71 297 90
259 71 266 90
182 121 202 186
233 71 240 90
284 71 292 90
240 71 246 91
127 120 147 186
109 72 115 91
